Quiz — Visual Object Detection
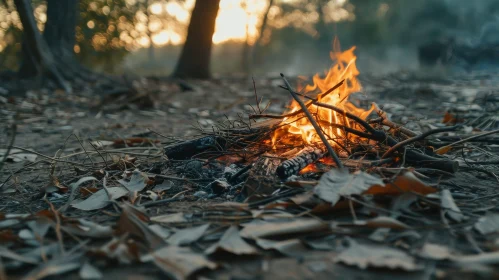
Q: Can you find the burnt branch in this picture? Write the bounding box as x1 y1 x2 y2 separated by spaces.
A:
276 146 325 180
281 73 343 168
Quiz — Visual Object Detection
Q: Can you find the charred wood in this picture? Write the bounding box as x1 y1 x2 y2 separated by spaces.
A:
276 146 325 180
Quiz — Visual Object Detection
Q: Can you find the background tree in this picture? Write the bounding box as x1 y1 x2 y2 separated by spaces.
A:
172 0 220 79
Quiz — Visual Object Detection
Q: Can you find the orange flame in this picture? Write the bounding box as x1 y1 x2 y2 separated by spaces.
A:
273 39 374 149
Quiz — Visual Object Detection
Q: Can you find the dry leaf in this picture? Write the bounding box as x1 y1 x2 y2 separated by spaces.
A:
349 216 411 230
441 189 464 222
366 171 437 195
151 213 187 224
22 252 83 280
0 246 38 265
62 219 113 238
240 218 328 239
475 214 499 235
142 246 217 280
118 171 148 192
79 262 103 279
418 243 454 260
205 226 258 255
72 187 128 211
335 240 421 271
168 224 210 246
453 251 499 265
256 238 309 258
117 203 166 249
314 168 384 205
0 148 37 163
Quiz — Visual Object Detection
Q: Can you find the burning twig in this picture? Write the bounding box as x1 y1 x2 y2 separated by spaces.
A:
382 126 460 159
280 73 343 169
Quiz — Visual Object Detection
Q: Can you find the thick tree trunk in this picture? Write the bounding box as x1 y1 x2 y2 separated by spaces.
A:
172 0 220 79
14 0 68 91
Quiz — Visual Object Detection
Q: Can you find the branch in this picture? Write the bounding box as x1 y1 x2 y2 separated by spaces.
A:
280 73 343 168
382 126 460 159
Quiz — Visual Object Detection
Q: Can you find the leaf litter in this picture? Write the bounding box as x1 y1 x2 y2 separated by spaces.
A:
2 75 499 279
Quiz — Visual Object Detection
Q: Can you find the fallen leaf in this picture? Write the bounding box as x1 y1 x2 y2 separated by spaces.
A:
240 218 328 239
256 238 309 258
205 226 258 255
118 171 148 192
418 243 454 260
475 214 499 235
453 251 499 265
93 237 140 264
314 168 384 205
142 246 217 280
72 187 128 211
441 189 464 222
22 252 83 280
63 219 113 238
335 240 421 271
117 203 166 249
0 148 37 163
347 216 411 230
151 213 187 224
366 171 437 195
79 261 102 279
0 246 38 265
168 224 210 246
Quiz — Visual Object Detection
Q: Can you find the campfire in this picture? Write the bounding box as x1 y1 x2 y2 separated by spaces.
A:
272 39 373 149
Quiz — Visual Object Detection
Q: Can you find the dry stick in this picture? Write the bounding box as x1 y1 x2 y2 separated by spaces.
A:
0 123 17 174
435 128 499 154
382 126 460 159
249 79 345 119
280 73 343 168
10 145 86 166
374 104 417 137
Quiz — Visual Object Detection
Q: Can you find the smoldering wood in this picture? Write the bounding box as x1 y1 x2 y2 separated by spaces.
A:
241 155 282 200
276 146 324 180
164 136 227 160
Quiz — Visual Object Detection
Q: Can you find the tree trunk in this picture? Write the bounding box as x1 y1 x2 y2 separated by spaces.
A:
14 0 69 91
172 0 220 79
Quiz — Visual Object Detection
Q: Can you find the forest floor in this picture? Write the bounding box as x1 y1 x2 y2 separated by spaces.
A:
1 71 499 279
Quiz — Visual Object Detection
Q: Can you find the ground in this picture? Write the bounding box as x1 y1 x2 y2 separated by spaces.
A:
1 70 499 279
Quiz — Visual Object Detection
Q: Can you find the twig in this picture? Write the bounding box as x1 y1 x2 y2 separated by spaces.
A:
434 128 499 154
382 126 459 158
88 141 110 169
10 146 86 166
44 198 65 255
0 123 17 174
313 101 378 135
280 73 343 168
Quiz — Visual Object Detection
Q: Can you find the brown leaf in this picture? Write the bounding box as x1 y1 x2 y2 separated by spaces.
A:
366 171 437 195
240 218 328 239
117 203 166 249
314 168 384 205
335 240 421 271
205 226 258 255
167 224 210 246
142 246 217 280
62 219 113 238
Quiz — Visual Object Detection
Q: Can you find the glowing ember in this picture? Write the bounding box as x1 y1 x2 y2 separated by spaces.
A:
273 39 374 149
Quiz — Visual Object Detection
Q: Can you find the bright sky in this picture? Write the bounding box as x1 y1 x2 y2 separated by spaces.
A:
149 0 269 46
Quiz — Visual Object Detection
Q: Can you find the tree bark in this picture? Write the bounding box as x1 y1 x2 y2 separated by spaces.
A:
14 0 69 91
172 0 220 79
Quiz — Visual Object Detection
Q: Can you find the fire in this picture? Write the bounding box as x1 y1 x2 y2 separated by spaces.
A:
273 39 374 149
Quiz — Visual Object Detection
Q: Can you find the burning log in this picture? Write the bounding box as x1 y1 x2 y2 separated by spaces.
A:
276 146 325 180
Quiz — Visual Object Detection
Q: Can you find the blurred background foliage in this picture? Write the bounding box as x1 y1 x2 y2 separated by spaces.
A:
1 0 499 76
